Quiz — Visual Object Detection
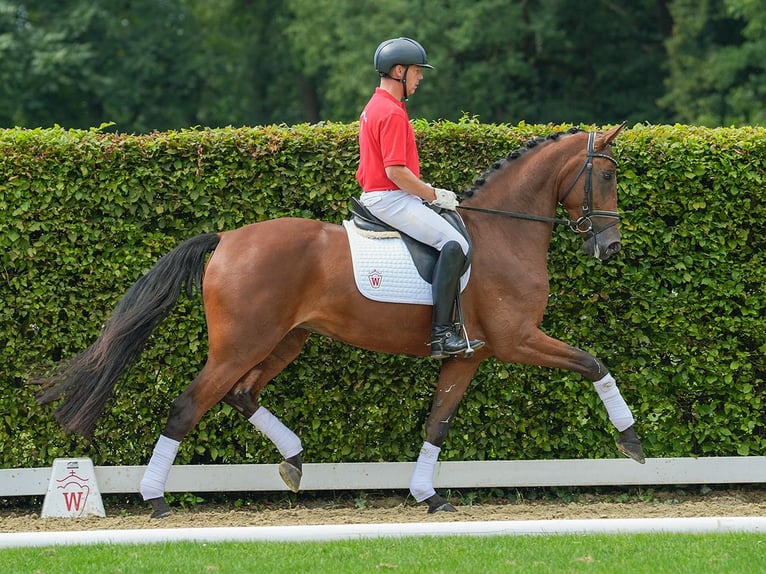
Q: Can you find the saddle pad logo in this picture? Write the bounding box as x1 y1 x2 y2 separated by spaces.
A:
368 270 383 289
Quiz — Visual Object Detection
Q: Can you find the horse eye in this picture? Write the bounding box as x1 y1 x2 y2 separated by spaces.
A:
602 172 614 181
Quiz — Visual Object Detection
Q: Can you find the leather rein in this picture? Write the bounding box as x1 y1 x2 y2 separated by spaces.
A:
457 132 619 235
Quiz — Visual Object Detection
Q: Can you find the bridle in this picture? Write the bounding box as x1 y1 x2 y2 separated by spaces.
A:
457 131 620 236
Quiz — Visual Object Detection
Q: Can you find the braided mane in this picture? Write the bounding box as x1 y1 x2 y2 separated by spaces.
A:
463 127 583 197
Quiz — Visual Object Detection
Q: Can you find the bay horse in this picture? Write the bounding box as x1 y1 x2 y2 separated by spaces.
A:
35 124 644 518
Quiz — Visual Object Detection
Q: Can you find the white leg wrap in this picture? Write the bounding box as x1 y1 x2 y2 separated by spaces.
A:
249 406 303 459
593 373 635 432
409 442 441 503
139 435 180 501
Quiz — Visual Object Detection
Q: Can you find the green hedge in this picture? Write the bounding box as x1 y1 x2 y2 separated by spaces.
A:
1 120 763 469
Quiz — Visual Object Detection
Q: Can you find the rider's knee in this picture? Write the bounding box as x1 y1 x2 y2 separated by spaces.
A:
441 240 466 259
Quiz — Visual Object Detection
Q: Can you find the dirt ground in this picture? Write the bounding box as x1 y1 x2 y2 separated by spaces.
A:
1 488 764 533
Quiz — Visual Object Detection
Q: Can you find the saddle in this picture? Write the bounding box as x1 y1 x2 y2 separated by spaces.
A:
349 197 472 283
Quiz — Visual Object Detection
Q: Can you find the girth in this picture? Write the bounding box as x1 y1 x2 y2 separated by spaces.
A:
349 197 472 283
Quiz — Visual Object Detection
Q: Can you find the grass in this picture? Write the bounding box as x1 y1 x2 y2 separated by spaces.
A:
2 533 765 574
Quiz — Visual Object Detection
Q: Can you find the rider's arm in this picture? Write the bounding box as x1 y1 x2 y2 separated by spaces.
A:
385 165 438 202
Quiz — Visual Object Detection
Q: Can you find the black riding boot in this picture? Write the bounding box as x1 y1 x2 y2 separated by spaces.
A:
430 241 485 358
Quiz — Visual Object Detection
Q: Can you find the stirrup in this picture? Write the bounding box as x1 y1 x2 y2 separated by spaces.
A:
430 325 484 359
456 322 484 357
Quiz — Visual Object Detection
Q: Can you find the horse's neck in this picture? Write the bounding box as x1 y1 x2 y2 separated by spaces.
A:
491 154 562 212
464 153 564 267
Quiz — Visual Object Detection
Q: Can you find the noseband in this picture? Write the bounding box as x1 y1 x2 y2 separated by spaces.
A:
457 131 619 236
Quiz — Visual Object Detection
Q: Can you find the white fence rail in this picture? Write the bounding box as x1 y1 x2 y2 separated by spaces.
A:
1 457 764 497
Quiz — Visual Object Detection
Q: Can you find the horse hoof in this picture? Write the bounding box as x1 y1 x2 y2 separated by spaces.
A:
429 501 457 514
279 460 302 493
425 494 457 514
616 426 646 464
147 497 171 519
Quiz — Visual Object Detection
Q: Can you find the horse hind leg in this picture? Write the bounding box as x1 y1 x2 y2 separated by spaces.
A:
222 329 310 493
141 331 309 519
139 332 308 518
141 356 263 518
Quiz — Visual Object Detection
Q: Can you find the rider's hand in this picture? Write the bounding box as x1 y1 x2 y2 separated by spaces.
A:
430 188 459 211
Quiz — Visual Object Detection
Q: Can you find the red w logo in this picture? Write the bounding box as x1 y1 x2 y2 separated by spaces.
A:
62 491 84 511
368 270 383 288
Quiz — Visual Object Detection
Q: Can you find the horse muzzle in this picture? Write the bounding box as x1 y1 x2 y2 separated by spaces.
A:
582 232 622 262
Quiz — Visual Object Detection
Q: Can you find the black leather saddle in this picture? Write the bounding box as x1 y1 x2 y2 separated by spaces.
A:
349 197 472 283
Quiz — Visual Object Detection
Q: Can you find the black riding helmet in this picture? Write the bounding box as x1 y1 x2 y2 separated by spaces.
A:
374 37 433 101
374 37 434 76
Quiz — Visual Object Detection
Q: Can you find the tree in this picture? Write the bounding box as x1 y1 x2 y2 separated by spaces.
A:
661 0 766 126
4 0 764 131
0 2 103 127
519 0 673 125
285 0 674 125
0 0 206 132
188 0 307 126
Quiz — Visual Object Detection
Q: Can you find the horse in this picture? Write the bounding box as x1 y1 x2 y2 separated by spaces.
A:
35 123 644 518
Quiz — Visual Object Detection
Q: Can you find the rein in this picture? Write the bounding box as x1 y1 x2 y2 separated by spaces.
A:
458 131 619 235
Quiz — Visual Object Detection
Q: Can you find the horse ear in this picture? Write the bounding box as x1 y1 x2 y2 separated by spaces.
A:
596 122 626 151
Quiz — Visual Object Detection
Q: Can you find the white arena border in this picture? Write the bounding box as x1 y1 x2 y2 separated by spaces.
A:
1 517 765 548
4 457 766 497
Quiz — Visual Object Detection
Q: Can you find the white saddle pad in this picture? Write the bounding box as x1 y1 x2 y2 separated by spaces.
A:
343 220 470 305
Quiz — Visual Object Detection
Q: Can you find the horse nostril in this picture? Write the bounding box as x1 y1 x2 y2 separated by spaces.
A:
609 242 622 255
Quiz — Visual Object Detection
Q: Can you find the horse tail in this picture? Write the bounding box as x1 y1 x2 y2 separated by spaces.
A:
35 232 222 439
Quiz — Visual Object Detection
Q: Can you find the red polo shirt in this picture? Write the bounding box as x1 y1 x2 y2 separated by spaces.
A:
356 88 421 192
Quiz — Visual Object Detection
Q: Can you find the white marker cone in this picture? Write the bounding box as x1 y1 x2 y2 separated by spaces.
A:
41 458 105 518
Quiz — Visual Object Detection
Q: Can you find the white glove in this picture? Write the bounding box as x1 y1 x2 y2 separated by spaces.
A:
430 188 458 211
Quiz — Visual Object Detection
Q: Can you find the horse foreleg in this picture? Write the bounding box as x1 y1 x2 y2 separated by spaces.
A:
222 329 310 493
503 329 644 464
411 358 480 514
591 372 644 462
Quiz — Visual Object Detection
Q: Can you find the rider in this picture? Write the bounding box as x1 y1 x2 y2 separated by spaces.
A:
356 37 484 359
